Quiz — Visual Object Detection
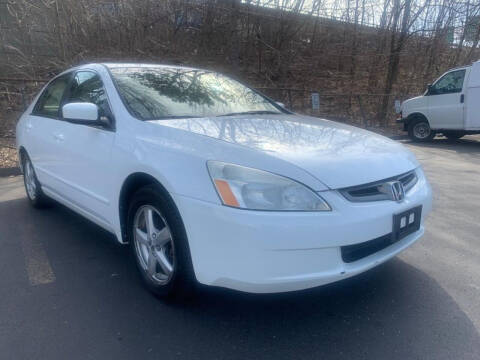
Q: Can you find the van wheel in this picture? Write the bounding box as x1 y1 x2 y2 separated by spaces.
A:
127 184 196 300
408 118 435 142
443 131 465 141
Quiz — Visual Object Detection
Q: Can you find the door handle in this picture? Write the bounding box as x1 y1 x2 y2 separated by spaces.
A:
460 94 465 103
26 123 33 131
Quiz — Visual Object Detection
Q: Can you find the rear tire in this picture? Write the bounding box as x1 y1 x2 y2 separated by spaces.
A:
127 184 196 300
22 154 51 208
408 117 435 142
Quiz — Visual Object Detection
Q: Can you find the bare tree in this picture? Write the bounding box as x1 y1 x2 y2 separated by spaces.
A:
1 0 480 134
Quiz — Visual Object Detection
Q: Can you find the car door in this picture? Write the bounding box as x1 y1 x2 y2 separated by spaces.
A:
427 69 467 129
25 73 72 188
51 70 116 226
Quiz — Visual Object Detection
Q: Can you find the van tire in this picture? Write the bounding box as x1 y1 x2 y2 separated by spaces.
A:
408 117 435 142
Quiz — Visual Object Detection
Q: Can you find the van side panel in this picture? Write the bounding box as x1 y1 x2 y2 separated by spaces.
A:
465 61 480 130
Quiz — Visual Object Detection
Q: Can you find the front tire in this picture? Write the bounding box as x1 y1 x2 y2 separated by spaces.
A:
408 117 435 142
127 184 195 299
22 154 50 208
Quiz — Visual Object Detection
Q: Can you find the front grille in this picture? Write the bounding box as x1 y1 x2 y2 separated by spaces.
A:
341 233 395 263
398 171 417 188
340 170 418 203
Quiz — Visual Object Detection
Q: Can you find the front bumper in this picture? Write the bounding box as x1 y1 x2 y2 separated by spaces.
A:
173 169 432 293
396 115 408 131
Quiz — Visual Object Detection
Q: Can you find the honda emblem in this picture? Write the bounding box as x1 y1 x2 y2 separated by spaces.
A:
380 181 405 202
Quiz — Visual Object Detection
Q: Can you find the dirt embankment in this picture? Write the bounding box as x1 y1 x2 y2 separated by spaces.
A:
0 111 20 169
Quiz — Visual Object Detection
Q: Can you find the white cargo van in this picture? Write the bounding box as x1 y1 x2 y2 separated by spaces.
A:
398 60 480 141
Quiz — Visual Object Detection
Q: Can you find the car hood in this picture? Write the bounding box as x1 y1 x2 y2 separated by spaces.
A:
153 114 419 189
402 95 424 108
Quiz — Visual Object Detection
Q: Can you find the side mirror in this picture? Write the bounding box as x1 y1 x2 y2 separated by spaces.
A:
62 102 100 124
276 101 285 108
426 84 433 95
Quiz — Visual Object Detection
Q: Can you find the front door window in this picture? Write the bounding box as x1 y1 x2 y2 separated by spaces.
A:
430 70 466 95
64 71 113 118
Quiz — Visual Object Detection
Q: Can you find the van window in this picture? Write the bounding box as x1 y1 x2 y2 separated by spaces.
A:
431 70 466 95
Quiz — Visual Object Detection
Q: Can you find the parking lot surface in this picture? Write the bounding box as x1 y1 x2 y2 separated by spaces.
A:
1 136 480 360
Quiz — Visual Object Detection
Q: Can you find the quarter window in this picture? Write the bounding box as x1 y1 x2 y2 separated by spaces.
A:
34 74 71 118
431 70 466 95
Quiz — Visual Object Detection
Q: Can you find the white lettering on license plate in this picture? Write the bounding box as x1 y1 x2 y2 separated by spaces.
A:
409 213 415 224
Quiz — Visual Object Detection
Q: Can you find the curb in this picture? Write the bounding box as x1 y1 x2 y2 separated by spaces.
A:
0 167 21 177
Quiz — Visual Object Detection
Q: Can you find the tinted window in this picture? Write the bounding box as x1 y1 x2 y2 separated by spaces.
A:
109 67 282 120
34 74 70 118
431 70 466 95
65 71 112 117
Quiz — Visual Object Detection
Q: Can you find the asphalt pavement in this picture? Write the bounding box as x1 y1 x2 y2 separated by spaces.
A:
0 136 479 360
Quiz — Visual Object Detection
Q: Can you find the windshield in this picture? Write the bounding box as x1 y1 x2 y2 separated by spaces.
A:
109 67 283 120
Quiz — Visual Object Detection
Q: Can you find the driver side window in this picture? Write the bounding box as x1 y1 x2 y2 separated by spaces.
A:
431 70 466 95
64 71 113 118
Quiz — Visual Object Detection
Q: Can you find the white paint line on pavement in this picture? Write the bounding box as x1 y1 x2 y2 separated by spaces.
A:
20 230 56 286
0 176 56 285
0 176 26 202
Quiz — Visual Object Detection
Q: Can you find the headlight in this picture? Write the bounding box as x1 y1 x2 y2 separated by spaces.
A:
207 161 331 211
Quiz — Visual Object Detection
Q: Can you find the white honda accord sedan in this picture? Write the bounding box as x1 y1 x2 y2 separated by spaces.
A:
16 63 432 297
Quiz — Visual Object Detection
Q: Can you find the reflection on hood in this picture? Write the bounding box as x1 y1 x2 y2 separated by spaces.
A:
153 114 419 189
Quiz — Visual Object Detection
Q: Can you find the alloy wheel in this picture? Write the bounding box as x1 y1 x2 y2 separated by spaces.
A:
24 159 37 200
133 205 175 285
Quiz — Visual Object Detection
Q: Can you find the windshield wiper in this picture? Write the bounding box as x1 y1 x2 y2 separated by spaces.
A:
145 115 200 120
145 111 282 120
217 110 281 117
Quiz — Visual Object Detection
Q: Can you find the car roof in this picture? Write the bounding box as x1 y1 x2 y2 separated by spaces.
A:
58 63 211 77
51 63 209 82
58 62 206 74
448 65 471 71
101 63 202 71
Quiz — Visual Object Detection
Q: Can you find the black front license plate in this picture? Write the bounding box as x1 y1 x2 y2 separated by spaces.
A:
393 205 422 241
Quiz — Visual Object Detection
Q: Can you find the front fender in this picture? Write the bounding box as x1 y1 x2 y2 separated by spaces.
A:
401 96 428 121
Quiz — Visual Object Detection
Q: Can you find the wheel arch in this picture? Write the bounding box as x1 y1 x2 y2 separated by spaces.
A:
118 172 173 244
18 146 28 173
406 112 429 125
